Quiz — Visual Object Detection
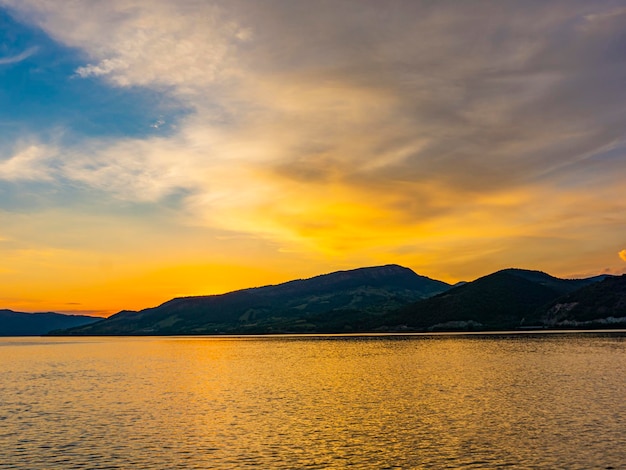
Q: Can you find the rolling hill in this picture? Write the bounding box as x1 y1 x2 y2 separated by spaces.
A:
379 269 613 331
538 274 626 328
48 267 621 335
0 310 100 336
56 264 451 335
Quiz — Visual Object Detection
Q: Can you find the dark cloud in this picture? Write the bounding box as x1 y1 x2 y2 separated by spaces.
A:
224 0 626 202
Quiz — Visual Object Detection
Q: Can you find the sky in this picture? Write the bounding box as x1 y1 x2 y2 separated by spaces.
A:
1 0 625 316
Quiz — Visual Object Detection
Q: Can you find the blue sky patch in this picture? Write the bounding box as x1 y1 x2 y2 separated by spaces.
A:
0 9 190 147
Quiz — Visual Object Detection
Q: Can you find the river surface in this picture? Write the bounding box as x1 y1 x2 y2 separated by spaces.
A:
1 332 625 469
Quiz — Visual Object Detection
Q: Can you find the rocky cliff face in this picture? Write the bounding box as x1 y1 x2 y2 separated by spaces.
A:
538 275 626 327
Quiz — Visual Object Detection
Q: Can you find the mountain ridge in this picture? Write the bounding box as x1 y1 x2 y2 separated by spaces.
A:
48 265 624 336
385 268 612 331
53 264 451 335
0 310 100 336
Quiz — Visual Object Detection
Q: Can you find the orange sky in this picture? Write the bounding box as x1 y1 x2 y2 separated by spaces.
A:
1 1 625 316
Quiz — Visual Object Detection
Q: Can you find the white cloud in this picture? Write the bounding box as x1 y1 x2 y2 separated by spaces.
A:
2 0 249 94
0 144 57 181
75 58 126 79
0 46 38 65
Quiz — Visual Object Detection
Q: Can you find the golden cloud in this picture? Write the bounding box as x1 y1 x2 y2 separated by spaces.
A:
619 250 626 262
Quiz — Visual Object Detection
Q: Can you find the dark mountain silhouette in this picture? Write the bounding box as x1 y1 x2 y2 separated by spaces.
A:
57 264 451 335
0 310 99 336
538 274 626 328
379 269 613 331
49 266 619 335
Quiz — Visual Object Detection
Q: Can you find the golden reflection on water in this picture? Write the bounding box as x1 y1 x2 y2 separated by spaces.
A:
1 334 625 468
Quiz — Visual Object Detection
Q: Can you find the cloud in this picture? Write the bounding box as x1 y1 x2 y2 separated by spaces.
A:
1 0 626 279
3 0 249 94
0 144 57 181
0 46 38 65
620 250 626 262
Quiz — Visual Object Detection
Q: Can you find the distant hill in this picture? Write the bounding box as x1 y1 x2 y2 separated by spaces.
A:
0 310 100 336
380 269 612 331
538 274 626 328
56 264 451 335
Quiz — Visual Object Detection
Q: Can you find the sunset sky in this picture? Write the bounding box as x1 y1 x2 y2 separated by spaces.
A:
1 0 625 316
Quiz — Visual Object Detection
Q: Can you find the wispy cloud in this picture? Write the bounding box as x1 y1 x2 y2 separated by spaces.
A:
4 0 249 93
0 144 57 181
0 45 38 65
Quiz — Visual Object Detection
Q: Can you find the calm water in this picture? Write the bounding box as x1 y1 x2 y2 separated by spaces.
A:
1 333 625 469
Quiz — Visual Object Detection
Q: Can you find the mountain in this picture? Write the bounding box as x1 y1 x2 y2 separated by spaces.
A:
380 269 612 331
0 310 100 336
538 274 626 328
56 264 451 335
49 267 618 336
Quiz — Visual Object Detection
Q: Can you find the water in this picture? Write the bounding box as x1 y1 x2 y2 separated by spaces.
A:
1 333 625 469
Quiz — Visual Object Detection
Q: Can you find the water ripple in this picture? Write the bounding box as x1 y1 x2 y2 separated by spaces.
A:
1 334 625 469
